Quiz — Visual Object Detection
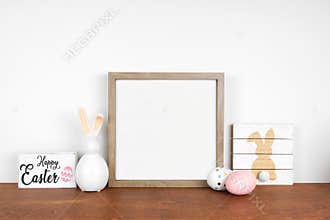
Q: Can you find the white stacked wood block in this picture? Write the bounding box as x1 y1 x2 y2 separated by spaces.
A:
232 124 294 185
18 152 77 188
233 139 293 155
233 124 294 139
233 154 293 169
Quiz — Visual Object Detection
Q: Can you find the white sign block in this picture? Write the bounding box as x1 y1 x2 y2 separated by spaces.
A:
234 169 294 185
18 153 77 188
233 124 294 139
233 154 293 169
233 139 293 154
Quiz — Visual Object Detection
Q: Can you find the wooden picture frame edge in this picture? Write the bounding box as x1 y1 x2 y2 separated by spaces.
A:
108 72 224 187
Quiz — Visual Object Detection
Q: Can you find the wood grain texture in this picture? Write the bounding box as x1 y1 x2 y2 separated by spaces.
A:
110 180 208 187
216 75 224 167
109 72 224 80
108 72 224 187
0 183 329 220
108 73 116 187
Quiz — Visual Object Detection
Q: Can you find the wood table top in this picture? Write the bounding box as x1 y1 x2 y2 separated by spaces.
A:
0 183 329 219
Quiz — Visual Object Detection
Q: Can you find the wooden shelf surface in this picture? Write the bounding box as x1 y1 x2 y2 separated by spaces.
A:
0 183 329 219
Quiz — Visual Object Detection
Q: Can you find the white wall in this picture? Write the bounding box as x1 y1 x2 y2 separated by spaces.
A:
1 0 329 183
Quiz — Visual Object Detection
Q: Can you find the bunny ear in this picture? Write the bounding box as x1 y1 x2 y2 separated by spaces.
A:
93 114 104 136
248 131 261 139
247 131 263 146
264 128 275 148
79 107 90 135
265 128 275 139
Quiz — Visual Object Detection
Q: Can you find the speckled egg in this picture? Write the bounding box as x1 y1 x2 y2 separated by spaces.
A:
225 170 256 195
207 167 232 191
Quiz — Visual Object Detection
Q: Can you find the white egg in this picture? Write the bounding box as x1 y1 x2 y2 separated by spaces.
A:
207 167 232 191
76 153 109 192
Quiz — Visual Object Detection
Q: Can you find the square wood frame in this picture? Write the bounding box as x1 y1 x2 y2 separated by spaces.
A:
108 72 224 187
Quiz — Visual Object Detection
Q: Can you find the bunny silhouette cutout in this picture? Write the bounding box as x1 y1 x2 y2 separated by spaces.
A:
248 128 277 180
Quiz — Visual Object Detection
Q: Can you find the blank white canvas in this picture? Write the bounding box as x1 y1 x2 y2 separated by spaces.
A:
116 80 216 180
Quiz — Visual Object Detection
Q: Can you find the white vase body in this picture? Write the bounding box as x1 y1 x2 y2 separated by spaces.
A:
75 137 109 192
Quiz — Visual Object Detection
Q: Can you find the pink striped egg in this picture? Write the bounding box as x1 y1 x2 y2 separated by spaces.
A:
225 171 256 195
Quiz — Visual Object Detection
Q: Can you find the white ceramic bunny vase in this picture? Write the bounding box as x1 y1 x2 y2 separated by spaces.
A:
75 108 109 192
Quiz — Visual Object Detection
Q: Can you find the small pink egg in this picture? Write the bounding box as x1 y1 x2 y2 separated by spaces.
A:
225 171 256 195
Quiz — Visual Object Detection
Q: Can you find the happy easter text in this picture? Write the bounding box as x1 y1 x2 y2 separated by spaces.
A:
20 155 61 185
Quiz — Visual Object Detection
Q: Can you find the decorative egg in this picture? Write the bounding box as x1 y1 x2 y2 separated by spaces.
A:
76 153 109 192
207 167 232 191
225 170 256 195
61 166 74 183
